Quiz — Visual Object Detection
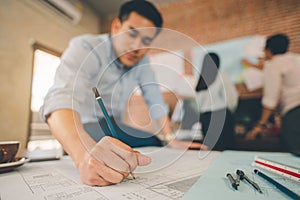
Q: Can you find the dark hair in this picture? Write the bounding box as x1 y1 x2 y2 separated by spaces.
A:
195 52 220 92
118 0 163 36
265 33 289 55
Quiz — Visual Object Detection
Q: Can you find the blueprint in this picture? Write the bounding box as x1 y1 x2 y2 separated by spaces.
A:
0 147 219 200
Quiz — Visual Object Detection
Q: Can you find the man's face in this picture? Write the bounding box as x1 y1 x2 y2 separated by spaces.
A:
111 12 157 67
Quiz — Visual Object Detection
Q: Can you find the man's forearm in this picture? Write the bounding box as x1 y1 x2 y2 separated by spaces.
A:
46 109 96 167
258 107 274 125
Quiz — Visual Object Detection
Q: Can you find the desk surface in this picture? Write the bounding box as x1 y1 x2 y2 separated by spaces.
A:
0 147 219 200
235 83 262 99
183 150 300 200
1 149 299 200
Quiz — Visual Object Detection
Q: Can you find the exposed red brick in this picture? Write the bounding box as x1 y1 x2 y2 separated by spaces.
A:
158 0 300 53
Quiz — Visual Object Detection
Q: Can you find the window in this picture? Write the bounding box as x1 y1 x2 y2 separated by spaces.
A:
30 43 61 138
26 44 63 159
31 49 60 112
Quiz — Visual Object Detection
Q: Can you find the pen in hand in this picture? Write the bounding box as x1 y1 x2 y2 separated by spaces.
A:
92 87 135 179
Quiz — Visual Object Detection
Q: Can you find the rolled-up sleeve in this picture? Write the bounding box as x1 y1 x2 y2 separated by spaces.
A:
262 63 282 109
39 36 100 121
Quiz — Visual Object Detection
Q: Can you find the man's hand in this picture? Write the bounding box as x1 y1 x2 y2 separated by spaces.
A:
78 136 151 186
245 125 266 140
241 58 252 66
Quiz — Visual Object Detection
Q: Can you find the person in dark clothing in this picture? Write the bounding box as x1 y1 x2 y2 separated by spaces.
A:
195 52 238 150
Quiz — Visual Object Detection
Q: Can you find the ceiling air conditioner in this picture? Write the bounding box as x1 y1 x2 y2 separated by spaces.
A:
39 0 82 24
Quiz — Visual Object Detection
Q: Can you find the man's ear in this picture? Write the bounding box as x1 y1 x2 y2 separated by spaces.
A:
111 18 121 34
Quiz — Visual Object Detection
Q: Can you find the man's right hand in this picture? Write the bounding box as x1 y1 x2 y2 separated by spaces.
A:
78 136 151 186
46 110 151 186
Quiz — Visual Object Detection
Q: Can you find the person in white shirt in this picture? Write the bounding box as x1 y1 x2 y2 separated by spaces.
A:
246 34 300 153
195 52 238 150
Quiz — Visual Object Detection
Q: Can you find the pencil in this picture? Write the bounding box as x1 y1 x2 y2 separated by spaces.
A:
92 87 118 138
92 87 135 179
254 169 300 199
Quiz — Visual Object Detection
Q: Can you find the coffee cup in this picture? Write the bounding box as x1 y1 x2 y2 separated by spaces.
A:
0 141 20 164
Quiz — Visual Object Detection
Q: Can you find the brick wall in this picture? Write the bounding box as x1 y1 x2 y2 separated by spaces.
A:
159 0 300 53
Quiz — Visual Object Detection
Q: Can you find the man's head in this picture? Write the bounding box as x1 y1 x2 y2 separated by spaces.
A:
264 33 289 59
111 0 163 67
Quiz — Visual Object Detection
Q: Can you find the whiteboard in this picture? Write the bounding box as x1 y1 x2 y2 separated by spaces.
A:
191 35 265 83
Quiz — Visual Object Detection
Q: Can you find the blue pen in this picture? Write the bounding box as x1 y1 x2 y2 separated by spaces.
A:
92 87 118 139
254 169 300 199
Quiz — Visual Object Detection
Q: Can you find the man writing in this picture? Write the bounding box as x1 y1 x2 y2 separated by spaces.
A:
40 0 204 186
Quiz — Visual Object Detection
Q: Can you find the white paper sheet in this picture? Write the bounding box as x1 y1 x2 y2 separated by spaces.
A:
0 147 220 200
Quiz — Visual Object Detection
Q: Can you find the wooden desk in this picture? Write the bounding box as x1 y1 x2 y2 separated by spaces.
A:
235 83 262 99
233 137 286 152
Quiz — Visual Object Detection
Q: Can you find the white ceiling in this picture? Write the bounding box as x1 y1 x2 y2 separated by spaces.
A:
84 0 188 17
